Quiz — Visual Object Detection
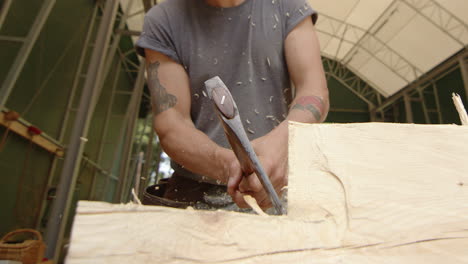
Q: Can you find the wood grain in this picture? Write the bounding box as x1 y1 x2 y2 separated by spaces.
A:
67 123 468 263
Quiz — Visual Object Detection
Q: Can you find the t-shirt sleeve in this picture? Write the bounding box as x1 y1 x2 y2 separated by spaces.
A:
281 0 318 36
135 5 180 64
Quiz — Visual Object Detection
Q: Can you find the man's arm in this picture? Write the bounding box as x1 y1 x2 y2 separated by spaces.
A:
228 17 329 208
285 19 329 123
145 49 240 184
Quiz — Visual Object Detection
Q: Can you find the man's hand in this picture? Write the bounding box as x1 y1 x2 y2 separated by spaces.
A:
227 17 329 209
227 122 288 209
145 49 245 185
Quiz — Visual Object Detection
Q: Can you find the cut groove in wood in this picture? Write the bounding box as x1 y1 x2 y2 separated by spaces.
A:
67 123 468 263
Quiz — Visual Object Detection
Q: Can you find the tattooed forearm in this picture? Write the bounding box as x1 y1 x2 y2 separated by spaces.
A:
147 61 177 116
291 96 324 122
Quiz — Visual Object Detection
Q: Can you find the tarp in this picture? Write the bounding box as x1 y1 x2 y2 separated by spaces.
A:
311 0 468 96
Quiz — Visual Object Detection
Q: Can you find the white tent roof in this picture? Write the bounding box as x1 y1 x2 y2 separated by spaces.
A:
310 0 468 97
121 0 468 97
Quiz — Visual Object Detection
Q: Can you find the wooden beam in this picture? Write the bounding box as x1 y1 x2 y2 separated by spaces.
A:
67 123 468 263
0 111 64 156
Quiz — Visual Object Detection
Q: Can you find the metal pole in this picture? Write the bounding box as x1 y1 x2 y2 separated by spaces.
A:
141 127 155 196
128 112 150 187
375 49 468 113
0 0 13 30
369 105 377 122
0 0 56 110
122 69 146 203
101 78 145 201
91 0 136 109
126 112 150 200
459 57 468 103
403 92 414 123
432 82 444 124
418 89 431 124
392 103 399 123
88 62 121 200
134 151 144 200
44 0 119 260
89 0 134 199
114 63 145 203
101 112 128 201
35 5 99 230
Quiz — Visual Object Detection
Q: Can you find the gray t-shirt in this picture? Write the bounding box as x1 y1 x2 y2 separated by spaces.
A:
137 0 317 183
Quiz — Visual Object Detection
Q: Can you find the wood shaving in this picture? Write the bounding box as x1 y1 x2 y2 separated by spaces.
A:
131 189 142 205
452 93 468 125
243 195 268 216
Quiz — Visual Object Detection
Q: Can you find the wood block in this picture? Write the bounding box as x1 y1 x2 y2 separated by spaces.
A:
67 123 468 263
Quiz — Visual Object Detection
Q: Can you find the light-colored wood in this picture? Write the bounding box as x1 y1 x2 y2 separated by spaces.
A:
67 123 468 263
0 112 64 156
452 93 468 125
288 122 468 245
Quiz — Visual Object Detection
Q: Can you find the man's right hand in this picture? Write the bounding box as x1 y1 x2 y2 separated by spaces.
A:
145 49 240 185
212 147 250 208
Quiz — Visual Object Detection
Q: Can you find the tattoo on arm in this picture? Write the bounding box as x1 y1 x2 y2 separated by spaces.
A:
291 96 324 121
147 61 177 116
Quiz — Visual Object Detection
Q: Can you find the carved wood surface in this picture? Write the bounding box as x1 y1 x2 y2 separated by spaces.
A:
67 123 468 263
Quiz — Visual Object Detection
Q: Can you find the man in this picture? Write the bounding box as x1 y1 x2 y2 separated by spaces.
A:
136 0 329 211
